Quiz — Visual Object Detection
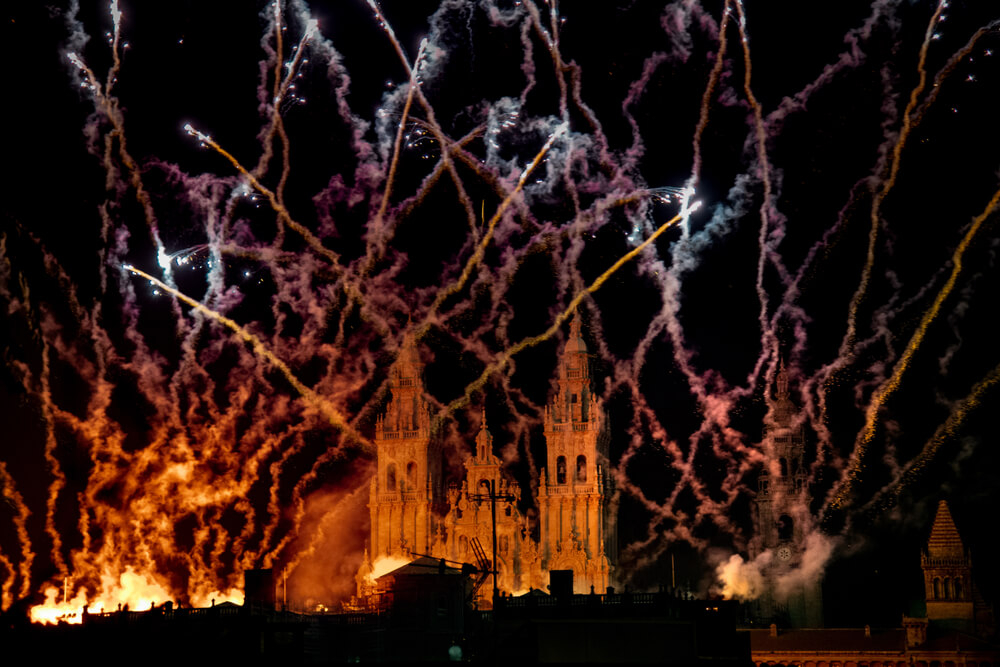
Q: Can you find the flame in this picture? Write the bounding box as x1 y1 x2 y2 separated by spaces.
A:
367 555 412 585
29 567 244 624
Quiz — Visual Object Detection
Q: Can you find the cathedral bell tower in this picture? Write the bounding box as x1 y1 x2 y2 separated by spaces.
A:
750 360 822 627
368 336 436 559
921 500 975 631
538 315 613 593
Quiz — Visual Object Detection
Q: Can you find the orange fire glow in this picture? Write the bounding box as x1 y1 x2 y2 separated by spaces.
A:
28 567 244 625
368 555 412 583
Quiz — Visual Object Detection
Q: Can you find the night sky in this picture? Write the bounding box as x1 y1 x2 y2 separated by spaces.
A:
3 0 1000 626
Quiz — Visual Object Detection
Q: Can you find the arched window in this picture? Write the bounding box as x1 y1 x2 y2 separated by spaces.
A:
777 514 794 541
576 455 587 483
933 578 941 599
779 458 788 477
556 456 567 484
406 461 418 490
386 463 397 491
943 577 951 600
955 577 963 600
459 535 468 555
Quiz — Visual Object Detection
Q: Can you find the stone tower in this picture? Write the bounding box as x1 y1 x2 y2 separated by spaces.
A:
537 316 613 593
921 500 975 630
749 361 822 627
368 336 436 559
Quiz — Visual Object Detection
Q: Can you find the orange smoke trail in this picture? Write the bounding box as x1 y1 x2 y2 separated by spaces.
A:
844 0 948 351
124 264 371 451
39 337 69 581
0 461 34 607
0 551 13 611
444 203 698 416
832 184 1000 508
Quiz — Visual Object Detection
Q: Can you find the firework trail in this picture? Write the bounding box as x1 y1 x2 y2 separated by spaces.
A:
3 0 999 622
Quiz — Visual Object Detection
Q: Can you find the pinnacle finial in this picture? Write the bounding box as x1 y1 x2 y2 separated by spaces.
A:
564 312 588 357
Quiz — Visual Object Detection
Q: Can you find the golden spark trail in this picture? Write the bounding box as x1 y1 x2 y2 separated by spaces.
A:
372 41 426 249
443 204 698 417
733 0 780 364
255 6 318 222
184 125 340 267
425 126 565 323
832 184 1000 508
68 51 176 290
856 359 1000 514
123 265 372 452
895 361 1000 493
844 0 947 351
911 21 1000 127
367 0 478 233
685 0 733 206
393 125 485 225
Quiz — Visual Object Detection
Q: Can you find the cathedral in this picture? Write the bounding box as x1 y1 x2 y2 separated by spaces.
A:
355 317 615 605
749 361 823 627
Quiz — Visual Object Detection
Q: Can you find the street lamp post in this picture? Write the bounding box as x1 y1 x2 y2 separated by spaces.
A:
470 478 515 603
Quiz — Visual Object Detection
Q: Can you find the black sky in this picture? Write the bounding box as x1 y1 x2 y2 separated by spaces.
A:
3 0 1000 624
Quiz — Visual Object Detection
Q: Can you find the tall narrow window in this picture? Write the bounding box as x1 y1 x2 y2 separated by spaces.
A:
955 578 964 600
779 458 788 477
933 578 941 599
576 455 587 483
406 461 418 490
386 463 397 491
459 535 468 555
777 514 794 541
943 577 951 600
556 456 567 484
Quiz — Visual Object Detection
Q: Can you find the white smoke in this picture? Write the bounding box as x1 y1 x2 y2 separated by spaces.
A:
715 550 770 601
715 531 836 602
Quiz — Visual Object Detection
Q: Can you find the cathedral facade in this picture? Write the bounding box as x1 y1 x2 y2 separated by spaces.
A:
749 362 823 627
357 317 615 604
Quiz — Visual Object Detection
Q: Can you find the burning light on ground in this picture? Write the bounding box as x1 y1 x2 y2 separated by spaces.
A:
29 567 244 624
3 0 999 623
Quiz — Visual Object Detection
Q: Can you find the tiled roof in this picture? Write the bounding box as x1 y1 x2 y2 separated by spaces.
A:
748 628 905 653
927 500 964 558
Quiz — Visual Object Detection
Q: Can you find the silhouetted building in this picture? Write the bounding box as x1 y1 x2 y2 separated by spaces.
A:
749 361 823 627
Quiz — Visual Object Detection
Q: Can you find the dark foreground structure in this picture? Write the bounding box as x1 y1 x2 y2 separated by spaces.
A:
3 580 750 665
